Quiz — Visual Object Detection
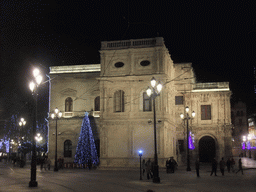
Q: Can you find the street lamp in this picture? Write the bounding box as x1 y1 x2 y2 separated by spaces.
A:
248 135 252 158
138 150 143 180
29 68 42 187
146 77 162 183
19 118 26 158
243 136 247 157
180 106 195 171
51 108 62 172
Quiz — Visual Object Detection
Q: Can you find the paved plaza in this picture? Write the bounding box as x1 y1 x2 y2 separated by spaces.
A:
1 157 256 192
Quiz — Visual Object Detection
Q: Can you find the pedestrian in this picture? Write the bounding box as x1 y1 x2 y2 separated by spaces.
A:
231 157 235 172
166 158 170 173
47 158 51 170
142 159 146 176
195 157 200 177
210 158 218 176
87 159 92 170
40 156 45 171
146 159 153 180
226 158 231 173
236 158 243 175
169 157 177 173
220 157 225 176
43 157 48 171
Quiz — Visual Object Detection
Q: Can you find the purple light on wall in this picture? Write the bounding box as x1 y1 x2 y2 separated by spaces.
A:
242 142 245 150
247 141 251 150
188 133 195 150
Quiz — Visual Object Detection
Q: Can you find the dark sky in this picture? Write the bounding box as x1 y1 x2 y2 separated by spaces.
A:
0 0 255 119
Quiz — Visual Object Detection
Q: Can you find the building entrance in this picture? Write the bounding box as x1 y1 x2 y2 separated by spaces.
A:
199 136 216 162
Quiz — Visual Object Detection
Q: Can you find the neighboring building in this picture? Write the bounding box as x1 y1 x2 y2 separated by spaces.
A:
248 114 256 147
48 37 232 167
231 101 248 156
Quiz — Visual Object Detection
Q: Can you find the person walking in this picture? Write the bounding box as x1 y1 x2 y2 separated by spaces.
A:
231 157 235 172
195 158 200 177
236 158 243 175
210 158 218 176
226 158 231 173
220 157 225 176
146 159 153 180
142 159 146 176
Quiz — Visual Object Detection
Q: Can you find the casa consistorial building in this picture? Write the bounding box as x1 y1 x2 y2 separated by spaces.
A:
48 37 232 168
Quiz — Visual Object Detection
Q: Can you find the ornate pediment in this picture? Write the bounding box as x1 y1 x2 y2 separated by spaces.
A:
60 88 77 97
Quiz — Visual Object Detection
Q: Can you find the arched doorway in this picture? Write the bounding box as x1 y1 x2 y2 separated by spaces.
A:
199 136 216 162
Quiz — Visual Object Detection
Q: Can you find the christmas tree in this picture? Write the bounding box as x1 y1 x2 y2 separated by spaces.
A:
74 112 99 166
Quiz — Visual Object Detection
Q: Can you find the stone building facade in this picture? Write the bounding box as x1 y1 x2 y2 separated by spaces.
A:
48 37 232 167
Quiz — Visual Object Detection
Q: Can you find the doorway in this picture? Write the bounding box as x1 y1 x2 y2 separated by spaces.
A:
199 136 216 162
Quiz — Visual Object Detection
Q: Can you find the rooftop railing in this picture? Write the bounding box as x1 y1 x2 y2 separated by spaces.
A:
101 37 164 50
193 82 229 90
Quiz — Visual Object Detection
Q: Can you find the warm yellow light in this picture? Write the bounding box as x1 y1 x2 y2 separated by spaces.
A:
192 111 196 118
19 122 22 126
51 113 55 119
33 68 40 78
180 114 184 119
146 87 152 97
29 81 35 92
35 75 42 85
185 106 189 113
150 77 156 87
58 111 62 118
156 83 162 93
55 108 59 114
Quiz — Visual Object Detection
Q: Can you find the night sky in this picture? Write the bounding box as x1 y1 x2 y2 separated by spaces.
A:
0 0 255 120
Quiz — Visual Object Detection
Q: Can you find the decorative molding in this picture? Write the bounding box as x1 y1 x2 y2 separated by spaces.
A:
60 88 77 97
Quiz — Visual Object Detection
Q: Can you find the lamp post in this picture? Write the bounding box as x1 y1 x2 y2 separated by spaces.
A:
51 108 62 172
243 136 247 157
248 135 252 158
19 118 26 158
9 139 14 162
138 150 143 180
29 68 42 187
180 106 195 171
146 77 162 183
35 133 43 156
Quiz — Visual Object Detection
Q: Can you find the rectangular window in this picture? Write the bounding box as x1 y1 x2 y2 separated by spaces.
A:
114 90 124 112
201 105 211 120
143 92 152 111
175 96 183 105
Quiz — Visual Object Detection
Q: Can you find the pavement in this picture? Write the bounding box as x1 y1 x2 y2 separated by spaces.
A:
1 157 256 192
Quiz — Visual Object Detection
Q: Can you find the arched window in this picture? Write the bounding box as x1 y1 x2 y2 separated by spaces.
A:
114 90 124 112
64 140 72 157
143 92 152 111
65 97 73 112
95 96 100 111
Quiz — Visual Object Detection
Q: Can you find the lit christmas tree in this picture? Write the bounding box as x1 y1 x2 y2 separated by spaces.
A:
74 112 99 166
